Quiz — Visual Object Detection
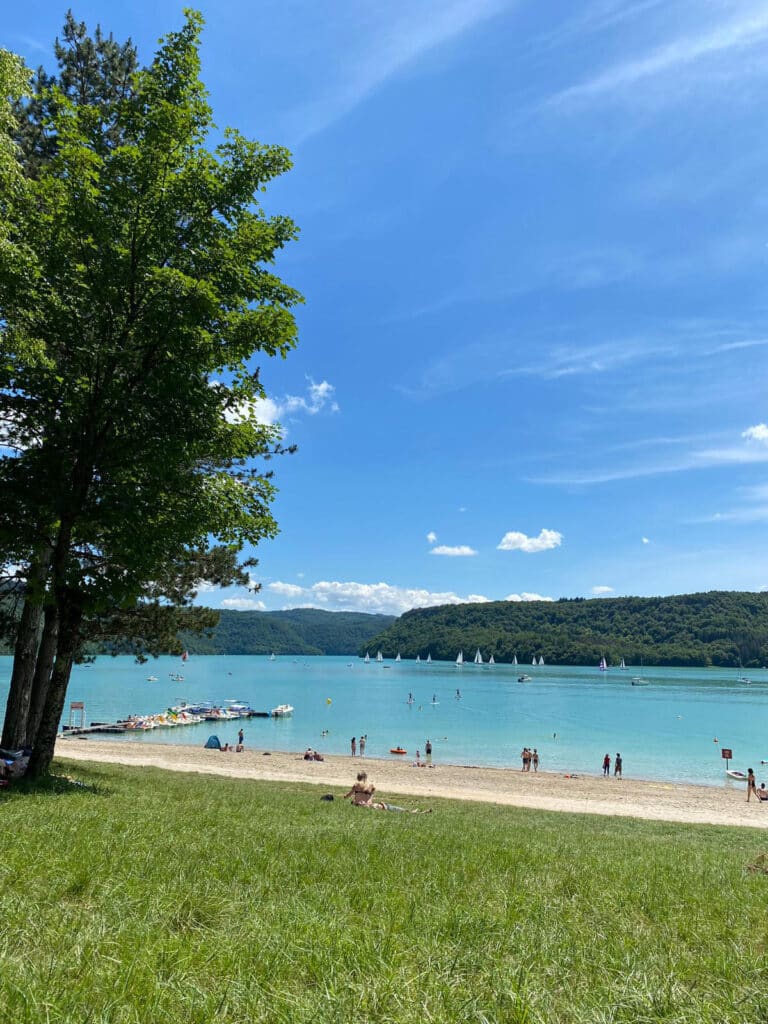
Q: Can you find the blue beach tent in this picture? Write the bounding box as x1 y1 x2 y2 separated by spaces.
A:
204 735 221 750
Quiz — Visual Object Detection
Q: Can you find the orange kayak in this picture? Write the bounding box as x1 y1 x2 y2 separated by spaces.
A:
390 747 407 755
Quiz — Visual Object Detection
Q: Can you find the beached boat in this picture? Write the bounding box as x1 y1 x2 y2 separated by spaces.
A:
456 651 464 667
270 704 294 717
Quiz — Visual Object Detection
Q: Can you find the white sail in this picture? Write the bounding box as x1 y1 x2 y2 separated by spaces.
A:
395 653 401 662
489 654 495 665
364 652 370 663
269 652 276 661
456 650 464 666
620 657 626 670
599 656 607 671
426 653 432 663
538 656 545 666
532 656 536 666
512 654 518 666
376 650 383 662
416 654 421 663
474 648 483 665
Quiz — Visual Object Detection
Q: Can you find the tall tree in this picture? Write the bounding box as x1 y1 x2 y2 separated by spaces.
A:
0 12 302 773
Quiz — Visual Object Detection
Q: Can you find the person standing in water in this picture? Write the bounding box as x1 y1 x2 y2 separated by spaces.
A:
614 753 623 778
351 737 357 757
359 735 366 757
425 739 432 762
602 753 611 777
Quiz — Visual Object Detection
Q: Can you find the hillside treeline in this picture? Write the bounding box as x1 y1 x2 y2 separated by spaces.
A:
181 608 395 656
362 592 768 668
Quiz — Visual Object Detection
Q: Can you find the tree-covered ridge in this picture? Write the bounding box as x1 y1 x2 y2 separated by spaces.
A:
362 592 768 668
182 609 396 655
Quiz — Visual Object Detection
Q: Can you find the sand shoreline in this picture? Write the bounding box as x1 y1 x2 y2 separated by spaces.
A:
53 736 768 830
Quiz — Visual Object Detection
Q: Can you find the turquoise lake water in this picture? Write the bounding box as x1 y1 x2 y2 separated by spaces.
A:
1 654 766 786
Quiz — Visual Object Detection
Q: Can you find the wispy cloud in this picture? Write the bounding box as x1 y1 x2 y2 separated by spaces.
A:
291 0 515 141
247 378 339 429
591 585 614 595
430 544 477 557
546 6 768 109
505 592 554 602
426 530 438 543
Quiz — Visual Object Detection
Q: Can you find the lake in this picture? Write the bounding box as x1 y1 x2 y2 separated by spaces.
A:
1 654 765 785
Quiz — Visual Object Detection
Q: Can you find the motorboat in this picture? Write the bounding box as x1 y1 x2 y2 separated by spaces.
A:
271 704 294 717
518 674 532 682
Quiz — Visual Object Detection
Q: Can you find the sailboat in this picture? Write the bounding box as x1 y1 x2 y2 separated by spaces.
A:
395 653 401 663
489 654 495 665
619 657 626 670
631 657 648 686
737 658 751 684
181 650 188 662
416 654 421 663
364 652 370 664
474 648 483 665
599 655 608 671
538 655 545 666
532 656 536 666
456 650 464 667
426 653 432 663
269 652 276 662
512 653 518 666
376 650 383 663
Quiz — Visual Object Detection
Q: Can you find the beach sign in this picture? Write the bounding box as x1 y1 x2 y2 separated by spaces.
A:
721 748 733 768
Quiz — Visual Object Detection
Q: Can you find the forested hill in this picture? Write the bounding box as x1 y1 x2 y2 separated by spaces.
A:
362 592 768 668
181 609 396 656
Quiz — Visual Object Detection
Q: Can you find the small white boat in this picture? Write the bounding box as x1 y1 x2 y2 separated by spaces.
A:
426 653 432 663
631 677 649 686
376 650 383 663
538 655 545 666
488 654 495 665
364 652 370 664
474 648 483 665
270 704 294 717
512 653 518 666
395 653 401 662
456 651 464 667
270 652 276 661
518 674 532 682
146 675 158 682
726 769 748 781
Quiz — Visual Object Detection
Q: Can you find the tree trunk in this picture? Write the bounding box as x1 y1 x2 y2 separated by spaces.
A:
1 550 52 749
27 592 83 777
26 601 59 747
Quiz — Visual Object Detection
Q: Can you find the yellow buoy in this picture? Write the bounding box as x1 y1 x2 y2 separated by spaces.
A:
326 698 332 705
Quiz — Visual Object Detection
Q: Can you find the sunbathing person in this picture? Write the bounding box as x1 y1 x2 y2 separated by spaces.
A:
344 771 431 812
758 784 768 802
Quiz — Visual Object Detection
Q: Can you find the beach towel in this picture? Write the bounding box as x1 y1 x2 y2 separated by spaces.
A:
204 735 221 749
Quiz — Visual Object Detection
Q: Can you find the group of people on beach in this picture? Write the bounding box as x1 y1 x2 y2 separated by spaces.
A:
745 769 768 802
602 753 622 777
303 748 324 761
350 735 367 757
520 747 539 772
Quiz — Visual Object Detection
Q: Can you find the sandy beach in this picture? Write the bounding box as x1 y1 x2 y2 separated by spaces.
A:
54 737 768 829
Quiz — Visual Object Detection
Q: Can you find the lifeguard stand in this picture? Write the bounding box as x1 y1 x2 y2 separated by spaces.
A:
68 701 86 730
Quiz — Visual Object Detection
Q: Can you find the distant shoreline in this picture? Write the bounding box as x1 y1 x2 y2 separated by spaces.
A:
55 738 767 830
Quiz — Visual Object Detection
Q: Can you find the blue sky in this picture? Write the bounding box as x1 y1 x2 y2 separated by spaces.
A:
8 0 768 615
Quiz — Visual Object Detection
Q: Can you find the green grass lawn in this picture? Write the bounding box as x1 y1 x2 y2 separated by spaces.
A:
2 760 768 1023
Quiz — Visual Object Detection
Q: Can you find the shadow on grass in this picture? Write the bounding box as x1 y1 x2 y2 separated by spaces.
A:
0 760 114 800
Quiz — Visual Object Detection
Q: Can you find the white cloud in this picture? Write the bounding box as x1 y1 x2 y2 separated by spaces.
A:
267 579 491 615
268 582 306 598
591 585 614 596
426 530 438 544
546 7 768 109
742 423 768 443
505 592 555 602
227 378 339 430
497 528 563 553
221 597 267 611
642 536 650 544
430 544 478 557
